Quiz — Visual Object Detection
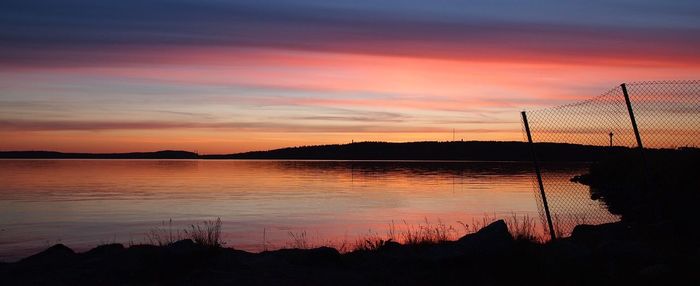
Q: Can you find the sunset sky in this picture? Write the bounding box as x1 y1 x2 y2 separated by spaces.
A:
1 0 699 153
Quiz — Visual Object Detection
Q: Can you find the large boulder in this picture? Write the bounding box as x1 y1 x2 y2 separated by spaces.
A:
456 220 513 254
82 243 124 259
19 244 77 266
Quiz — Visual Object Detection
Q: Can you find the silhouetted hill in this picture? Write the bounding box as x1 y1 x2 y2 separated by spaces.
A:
0 141 624 161
203 141 619 161
0 150 198 159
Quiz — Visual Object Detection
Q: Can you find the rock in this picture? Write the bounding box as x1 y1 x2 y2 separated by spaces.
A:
458 220 512 243
19 244 76 266
456 220 513 254
83 243 124 259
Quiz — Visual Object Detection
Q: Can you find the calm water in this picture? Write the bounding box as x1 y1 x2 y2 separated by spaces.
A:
0 160 615 261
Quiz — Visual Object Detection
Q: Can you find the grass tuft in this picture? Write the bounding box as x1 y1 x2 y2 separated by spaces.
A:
286 230 310 249
183 218 224 248
147 219 182 246
353 230 389 251
146 214 553 253
505 214 539 242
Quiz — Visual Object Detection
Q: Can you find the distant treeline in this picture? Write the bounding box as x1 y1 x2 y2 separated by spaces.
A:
0 141 623 161
203 141 622 161
0 150 199 159
0 141 630 161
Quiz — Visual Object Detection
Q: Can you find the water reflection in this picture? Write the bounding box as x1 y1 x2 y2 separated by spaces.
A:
0 160 614 261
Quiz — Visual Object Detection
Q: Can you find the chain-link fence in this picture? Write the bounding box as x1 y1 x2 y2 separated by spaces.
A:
521 80 700 239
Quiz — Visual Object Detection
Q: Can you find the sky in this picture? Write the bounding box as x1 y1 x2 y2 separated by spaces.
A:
1 0 699 154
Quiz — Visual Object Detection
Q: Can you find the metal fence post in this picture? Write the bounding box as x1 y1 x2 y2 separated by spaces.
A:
621 83 650 193
521 111 556 240
621 83 645 151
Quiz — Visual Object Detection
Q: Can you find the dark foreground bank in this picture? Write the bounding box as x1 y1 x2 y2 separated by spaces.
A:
1 220 697 286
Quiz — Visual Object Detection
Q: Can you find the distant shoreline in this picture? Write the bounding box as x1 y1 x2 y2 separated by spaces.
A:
0 141 623 161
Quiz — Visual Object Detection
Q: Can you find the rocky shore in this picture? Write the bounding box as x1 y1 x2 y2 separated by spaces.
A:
2 219 696 286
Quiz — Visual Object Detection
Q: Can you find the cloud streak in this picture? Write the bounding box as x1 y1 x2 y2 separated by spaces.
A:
1 0 699 67
0 119 476 133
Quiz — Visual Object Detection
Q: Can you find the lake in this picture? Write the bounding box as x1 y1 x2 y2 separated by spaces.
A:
0 159 617 261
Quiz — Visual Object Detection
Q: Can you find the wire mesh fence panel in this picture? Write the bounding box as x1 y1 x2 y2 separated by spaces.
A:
522 80 700 239
625 81 700 149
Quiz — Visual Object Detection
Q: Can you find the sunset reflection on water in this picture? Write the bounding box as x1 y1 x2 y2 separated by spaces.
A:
0 159 615 260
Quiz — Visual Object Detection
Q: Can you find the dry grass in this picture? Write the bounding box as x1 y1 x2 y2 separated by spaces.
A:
353 230 389 251
551 214 589 238
400 218 459 245
286 230 310 249
262 228 273 252
351 218 463 251
455 213 543 243
147 214 551 253
184 218 224 248
147 218 224 247
295 214 549 252
505 214 539 242
147 219 182 246
457 215 499 235
283 218 464 252
278 213 549 253
330 238 350 253
284 230 352 252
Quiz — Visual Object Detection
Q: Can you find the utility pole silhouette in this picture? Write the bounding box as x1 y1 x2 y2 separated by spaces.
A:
609 132 613 147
